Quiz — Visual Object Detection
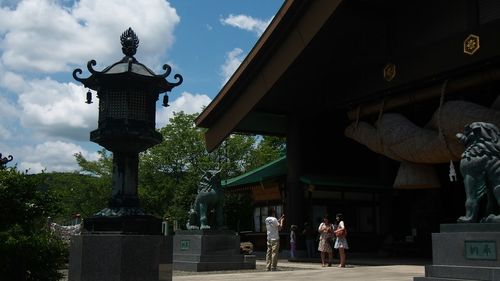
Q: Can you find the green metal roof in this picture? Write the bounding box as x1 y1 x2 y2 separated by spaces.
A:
222 156 390 190
222 156 286 187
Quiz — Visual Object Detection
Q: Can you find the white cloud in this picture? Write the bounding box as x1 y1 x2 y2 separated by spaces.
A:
220 48 245 85
0 69 26 92
0 0 218 174
0 93 19 119
156 92 211 128
16 140 99 173
0 0 182 142
17 78 98 141
220 14 271 36
0 0 180 73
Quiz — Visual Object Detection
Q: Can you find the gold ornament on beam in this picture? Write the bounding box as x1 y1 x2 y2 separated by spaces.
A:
383 63 396 82
464 34 480 55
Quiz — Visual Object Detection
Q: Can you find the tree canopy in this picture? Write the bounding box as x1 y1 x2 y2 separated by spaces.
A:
0 168 66 281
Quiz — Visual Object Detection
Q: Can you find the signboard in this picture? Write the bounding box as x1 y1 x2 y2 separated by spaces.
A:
464 241 496 260
180 240 190 251
251 184 281 201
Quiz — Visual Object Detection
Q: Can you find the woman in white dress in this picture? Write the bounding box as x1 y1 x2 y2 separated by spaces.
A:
334 213 349 267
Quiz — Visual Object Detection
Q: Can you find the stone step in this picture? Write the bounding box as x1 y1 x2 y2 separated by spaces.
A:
414 277 479 281
424 264 500 281
173 260 254 272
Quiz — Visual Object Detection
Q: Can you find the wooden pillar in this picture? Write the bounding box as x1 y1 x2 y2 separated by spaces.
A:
285 114 304 228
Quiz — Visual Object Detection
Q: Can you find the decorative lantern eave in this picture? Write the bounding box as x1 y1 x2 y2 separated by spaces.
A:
72 57 183 93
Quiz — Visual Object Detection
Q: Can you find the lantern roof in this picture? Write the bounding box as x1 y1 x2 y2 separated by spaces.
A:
72 27 182 93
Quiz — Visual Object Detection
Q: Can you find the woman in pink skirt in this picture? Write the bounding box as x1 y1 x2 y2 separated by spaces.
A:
317 215 334 267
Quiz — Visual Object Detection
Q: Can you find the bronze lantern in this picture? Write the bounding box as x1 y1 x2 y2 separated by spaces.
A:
73 28 182 233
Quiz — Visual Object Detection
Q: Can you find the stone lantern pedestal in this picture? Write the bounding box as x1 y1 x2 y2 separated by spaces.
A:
68 28 182 281
69 235 172 281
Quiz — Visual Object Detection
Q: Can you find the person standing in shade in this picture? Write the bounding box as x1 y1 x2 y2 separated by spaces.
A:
334 213 349 267
302 222 316 258
289 224 298 259
265 208 285 271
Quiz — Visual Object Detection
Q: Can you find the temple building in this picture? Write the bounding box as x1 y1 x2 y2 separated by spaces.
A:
196 0 500 255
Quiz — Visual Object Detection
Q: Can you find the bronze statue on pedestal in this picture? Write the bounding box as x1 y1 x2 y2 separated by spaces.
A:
457 122 500 223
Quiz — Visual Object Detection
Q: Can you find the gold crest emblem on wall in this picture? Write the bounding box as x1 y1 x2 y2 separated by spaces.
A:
464 34 480 55
383 63 396 82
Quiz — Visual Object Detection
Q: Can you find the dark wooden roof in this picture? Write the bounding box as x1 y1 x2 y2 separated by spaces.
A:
196 0 500 151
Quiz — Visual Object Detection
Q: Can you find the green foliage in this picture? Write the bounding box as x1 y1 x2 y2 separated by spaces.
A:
0 168 60 232
39 149 113 221
217 135 255 178
21 149 112 223
40 172 110 221
246 136 286 170
75 149 112 177
0 168 66 281
140 112 261 225
0 226 66 281
139 112 206 220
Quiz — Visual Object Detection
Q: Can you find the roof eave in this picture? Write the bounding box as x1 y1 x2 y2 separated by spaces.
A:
197 0 343 152
195 0 296 128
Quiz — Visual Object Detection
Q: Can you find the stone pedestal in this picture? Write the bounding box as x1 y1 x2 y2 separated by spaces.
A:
173 230 256 272
414 223 500 281
69 234 172 281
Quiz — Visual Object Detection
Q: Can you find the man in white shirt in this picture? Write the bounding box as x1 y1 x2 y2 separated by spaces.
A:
265 208 284 271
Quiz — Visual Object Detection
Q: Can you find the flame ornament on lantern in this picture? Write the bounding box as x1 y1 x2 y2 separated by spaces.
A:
73 27 182 108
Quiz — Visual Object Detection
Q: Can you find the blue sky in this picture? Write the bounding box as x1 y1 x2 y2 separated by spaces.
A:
0 0 283 173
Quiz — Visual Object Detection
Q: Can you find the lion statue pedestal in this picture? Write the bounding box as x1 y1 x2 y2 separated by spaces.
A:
173 229 256 272
415 122 500 281
414 223 500 281
173 170 256 272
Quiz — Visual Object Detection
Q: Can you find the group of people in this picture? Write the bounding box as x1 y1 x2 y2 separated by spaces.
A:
265 208 348 271
317 214 348 267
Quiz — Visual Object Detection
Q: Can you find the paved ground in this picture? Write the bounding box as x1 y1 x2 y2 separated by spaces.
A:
62 255 427 280
173 260 425 281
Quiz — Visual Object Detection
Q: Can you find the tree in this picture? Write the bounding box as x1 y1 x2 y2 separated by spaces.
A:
74 149 112 178
142 112 262 225
37 149 112 223
246 135 286 170
139 112 208 220
41 172 110 221
0 168 66 281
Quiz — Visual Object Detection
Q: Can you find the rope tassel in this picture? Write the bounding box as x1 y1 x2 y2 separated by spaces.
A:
449 160 457 182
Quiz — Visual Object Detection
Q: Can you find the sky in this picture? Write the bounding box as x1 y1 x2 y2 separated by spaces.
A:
0 0 284 173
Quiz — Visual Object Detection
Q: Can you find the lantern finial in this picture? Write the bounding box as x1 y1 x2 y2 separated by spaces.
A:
120 27 139 57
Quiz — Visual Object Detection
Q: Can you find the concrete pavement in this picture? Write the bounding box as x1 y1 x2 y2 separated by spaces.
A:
173 260 425 281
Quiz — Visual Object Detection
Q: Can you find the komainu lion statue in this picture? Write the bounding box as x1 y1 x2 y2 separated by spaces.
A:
186 170 225 230
457 122 500 223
